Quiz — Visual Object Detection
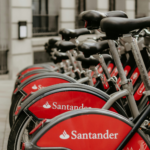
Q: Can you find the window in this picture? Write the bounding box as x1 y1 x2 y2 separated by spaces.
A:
75 0 86 29
135 0 149 18
109 0 115 11
32 0 60 37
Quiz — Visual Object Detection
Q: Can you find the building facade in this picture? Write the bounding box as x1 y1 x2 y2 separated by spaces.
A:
0 0 150 79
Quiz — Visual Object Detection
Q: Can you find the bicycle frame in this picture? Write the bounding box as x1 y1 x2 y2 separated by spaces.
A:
103 34 150 119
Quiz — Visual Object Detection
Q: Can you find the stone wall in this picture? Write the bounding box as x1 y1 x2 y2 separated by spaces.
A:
8 0 33 79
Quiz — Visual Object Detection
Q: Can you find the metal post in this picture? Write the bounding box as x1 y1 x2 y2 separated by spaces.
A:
66 51 76 70
99 55 111 79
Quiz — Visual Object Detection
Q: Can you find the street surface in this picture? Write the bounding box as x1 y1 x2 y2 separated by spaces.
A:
0 80 15 150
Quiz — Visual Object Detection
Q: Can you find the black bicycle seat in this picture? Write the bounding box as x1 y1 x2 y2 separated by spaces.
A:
57 41 76 52
79 10 128 30
44 38 60 54
48 38 59 46
52 52 69 64
55 41 62 49
59 28 91 41
76 55 99 68
78 41 109 57
76 54 112 68
44 43 55 55
101 17 150 38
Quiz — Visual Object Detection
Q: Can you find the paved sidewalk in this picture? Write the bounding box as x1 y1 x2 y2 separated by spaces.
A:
0 80 15 150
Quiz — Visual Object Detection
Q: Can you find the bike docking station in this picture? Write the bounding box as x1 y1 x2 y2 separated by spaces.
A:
7 10 150 150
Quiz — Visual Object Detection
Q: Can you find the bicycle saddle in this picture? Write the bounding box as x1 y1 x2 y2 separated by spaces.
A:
78 41 109 57
48 38 59 46
44 43 55 55
101 17 150 37
44 38 60 54
79 10 128 30
76 55 99 68
57 41 76 52
76 54 112 68
59 28 91 41
52 52 69 64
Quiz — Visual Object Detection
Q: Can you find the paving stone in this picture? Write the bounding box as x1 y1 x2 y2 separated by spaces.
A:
0 80 15 150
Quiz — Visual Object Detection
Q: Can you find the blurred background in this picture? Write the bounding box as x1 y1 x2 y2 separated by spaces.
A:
0 0 149 79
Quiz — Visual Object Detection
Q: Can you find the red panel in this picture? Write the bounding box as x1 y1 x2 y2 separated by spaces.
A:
98 65 103 74
103 74 110 89
116 65 131 90
107 63 114 74
122 67 140 99
28 91 117 119
20 73 38 83
91 71 94 77
91 71 96 85
22 143 25 150
130 67 140 86
134 71 150 101
36 114 149 150
92 78 96 85
111 67 118 77
22 78 69 100
21 67 44 76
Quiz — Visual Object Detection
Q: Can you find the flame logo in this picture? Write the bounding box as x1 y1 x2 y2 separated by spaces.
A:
43 102 51 109
114 68 118 73
108 67 111 73
99 67 103 73
32 84 38 90
123 140 147 150
59 130 70 139
138 140 147 150
124 70 128 76
132 72 138 79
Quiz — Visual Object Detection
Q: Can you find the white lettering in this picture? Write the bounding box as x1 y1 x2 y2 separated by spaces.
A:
74 106 78 109
98 133 103 139
92 133 97 139
114 133 118 139
57 105 61 109
70 130 118 140
46 102 91 110
71 130 77 139
109 133 114 139
83 133 88 139
103 130 109 139
52 102 57 109
62 105 66 110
